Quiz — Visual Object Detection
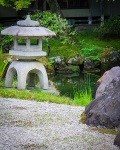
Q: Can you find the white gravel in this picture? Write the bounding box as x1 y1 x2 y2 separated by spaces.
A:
0 97 119 150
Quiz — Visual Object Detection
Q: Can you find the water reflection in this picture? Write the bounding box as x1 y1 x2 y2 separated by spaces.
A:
49 73 100 99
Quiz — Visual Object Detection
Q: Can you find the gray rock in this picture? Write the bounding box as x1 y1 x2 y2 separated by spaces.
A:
96 66 120 98
84 57 94 69
50 56 67 72
101 50 120 71
84 74 120 128
68 55 84 65
114 133 120 148
110 51 120 62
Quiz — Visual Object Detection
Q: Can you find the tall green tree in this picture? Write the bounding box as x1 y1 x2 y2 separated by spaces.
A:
0 0 64 17
0 0 35 10
0 0 117 10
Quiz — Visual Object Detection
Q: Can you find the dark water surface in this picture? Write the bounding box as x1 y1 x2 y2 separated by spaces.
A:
49 73 100 99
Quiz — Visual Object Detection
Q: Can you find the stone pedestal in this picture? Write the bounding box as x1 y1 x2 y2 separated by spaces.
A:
5 61 48 90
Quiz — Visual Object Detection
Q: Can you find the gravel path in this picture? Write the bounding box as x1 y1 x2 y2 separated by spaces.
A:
0 97 119 150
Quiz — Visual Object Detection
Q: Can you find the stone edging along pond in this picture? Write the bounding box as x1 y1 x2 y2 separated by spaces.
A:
38 51 120 75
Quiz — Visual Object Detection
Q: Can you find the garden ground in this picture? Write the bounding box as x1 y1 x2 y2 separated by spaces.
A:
0 97 119 150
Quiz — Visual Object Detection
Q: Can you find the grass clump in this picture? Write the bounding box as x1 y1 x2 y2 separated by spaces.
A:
72 74 93 106
73 87 92 106
0 85 72 105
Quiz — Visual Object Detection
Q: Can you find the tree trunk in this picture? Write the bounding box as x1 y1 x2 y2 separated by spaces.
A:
88 0 93 25
100 0 105 25
34 0 39 9
46 0 64 18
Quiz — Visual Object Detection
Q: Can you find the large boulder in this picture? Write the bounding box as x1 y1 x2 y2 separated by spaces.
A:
96 66 120 98
83 67 120 128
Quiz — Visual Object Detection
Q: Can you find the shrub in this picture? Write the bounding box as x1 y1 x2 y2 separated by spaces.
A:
0 27 14 53
94 15 120 38
31 11 76 45
0 47 12 80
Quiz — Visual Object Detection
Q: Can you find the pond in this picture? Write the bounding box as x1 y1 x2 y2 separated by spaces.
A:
49 73 100 100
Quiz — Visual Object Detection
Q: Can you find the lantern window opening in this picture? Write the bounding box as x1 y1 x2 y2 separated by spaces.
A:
30 38 39 45
14 37 41 46
14 37 27 46
18 38 26 45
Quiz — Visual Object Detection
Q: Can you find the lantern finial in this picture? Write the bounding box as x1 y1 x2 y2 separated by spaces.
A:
17 15 40 27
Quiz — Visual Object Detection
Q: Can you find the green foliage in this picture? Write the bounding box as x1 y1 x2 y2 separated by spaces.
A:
73 74 93 106
94 15 120 38
0 0 34 10
42 27 120 61
81 47 100 60
48 59 54 66
15 0 33 10
73 87 92 106
0 47 12 80
0 26 14 53
0 36 13 53
31 11 76 45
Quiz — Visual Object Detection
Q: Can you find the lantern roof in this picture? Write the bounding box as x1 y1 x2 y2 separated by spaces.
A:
17 15 40 27
1 15 56 37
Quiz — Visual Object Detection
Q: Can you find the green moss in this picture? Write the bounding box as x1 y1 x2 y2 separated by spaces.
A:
21 143 48 149
80 112 119 135
80 112 87 124
92 128 120 135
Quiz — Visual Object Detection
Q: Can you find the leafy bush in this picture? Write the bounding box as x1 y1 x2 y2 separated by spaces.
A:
0 47 12 80
94 15 120 38
0 12 76 53
31 11 76 44
0 27 14 53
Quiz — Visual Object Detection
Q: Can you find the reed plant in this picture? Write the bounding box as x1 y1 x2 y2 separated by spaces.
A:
73 87 92 106
73 74 93 106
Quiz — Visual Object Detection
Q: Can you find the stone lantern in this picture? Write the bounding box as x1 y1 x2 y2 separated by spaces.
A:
1 15 56 90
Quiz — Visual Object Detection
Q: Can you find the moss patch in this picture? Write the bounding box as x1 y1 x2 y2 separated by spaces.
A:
92 128 120 135
80 112 119 135
80 112 87 124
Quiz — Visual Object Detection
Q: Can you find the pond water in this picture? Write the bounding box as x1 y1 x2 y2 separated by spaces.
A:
49 73 100 99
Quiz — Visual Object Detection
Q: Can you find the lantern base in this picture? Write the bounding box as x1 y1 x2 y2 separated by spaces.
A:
5 60 48 90
9 49 47 60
